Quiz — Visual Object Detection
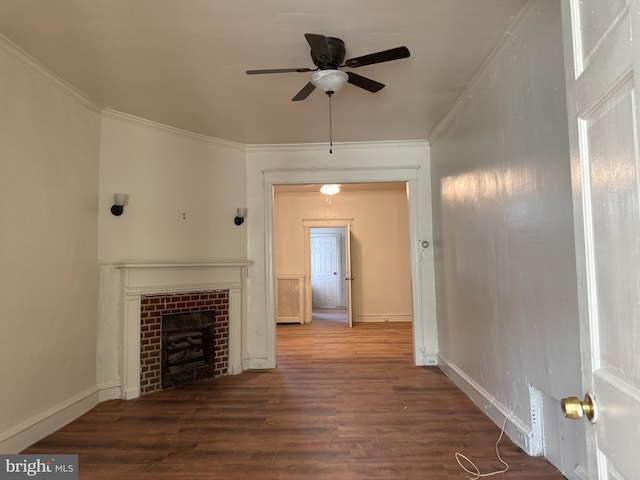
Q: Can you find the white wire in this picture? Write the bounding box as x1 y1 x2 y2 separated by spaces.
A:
455 413 513 480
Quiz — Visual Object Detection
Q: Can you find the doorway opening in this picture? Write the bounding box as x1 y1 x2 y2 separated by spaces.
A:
272 181 414 358
308 223 354 327
310 227 348 326
264 166 436 367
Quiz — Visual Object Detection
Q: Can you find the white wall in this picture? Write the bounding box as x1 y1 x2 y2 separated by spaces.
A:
99 111 247 263
0 38 101 452
429 1 585 476
96 111 249 394
245 142 437 369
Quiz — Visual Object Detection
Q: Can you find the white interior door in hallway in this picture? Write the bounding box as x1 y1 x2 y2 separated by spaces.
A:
310 232 341 308
562 1 640 477
306 224 353 328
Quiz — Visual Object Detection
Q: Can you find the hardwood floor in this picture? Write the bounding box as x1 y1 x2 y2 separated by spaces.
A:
23 314 564 479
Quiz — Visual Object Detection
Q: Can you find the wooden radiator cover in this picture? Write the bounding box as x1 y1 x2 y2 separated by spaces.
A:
275 276 304 324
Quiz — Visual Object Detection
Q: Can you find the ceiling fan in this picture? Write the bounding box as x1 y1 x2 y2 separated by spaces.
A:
246 33 410 101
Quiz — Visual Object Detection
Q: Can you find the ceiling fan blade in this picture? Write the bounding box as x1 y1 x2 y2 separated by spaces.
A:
246 67 315 75
304 33 332 62
346 72 385 93
343 46 410 68
292 82 316 101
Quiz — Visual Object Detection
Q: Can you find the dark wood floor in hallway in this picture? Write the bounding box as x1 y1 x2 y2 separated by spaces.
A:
23 315 564 479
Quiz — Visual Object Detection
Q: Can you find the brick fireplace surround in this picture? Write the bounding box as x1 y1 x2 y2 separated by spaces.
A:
116 262 249 400
140 290 229 395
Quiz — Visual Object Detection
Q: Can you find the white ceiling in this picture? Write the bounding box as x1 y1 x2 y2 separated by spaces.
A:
0 0 528 145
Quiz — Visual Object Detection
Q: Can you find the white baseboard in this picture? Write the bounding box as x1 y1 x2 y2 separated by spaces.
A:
97 381 122 402
248 357 272 369
242 357 251 371
0 387 99 454
574 464 589 480
353 314 412 323
123 386 140 400
227 362 243 375
438 354 535 455
416 353 439 366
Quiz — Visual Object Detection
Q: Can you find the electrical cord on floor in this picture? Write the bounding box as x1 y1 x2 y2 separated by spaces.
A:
455 413 513 480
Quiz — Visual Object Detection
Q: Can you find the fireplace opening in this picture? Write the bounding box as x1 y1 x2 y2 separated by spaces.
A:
161 310 215 390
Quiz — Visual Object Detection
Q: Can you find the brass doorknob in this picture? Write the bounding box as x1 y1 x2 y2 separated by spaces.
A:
560 393 598 424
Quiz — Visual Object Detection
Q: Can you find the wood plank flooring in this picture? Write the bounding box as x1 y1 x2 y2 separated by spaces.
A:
23 314 564 479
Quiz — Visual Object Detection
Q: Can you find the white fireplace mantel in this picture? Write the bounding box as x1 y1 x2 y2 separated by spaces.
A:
115 261 252 399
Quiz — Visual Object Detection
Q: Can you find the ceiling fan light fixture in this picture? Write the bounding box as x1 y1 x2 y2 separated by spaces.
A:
311 70 348 93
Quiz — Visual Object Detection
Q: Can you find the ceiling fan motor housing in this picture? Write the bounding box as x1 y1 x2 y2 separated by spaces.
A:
311 37 346 69
246 33 410 101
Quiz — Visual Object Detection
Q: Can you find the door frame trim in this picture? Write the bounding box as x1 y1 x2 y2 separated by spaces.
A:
307 224 349 319
263 166 432 366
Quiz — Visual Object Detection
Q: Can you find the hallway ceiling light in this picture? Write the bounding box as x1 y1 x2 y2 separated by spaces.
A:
320 184 340 195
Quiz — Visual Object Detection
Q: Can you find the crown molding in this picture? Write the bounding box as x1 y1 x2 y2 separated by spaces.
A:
101 109 246 151
245 139 428 154
428 0 538 141
0 33 101 113
0 32 431 151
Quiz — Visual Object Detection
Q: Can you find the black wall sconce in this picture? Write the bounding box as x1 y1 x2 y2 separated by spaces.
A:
234 208 247 226
111 193 129 216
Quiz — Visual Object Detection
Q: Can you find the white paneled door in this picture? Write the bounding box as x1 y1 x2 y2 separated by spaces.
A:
561 1 640 478
310 233 340 308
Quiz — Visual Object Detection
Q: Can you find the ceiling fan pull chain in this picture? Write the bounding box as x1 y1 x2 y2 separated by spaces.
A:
329 92 333 154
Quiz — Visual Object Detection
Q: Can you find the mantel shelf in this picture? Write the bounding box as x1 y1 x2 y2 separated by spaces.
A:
113 261 253 269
